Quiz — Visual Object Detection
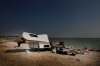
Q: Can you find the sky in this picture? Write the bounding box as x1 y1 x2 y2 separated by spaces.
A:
0 0 100 37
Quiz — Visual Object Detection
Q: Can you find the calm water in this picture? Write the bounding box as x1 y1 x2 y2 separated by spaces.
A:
50 38 100 49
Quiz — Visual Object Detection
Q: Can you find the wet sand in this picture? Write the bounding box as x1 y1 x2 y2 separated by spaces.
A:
0 41 100 66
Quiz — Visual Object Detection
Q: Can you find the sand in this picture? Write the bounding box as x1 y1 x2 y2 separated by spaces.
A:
0 41 100 66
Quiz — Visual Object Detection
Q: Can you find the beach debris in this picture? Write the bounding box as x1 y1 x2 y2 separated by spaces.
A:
50 41 92 56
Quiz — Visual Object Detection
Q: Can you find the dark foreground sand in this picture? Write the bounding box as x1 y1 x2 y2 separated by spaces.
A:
0 42 100 66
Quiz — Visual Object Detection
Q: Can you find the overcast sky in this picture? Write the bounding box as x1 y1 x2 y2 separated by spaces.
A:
0 0 100 37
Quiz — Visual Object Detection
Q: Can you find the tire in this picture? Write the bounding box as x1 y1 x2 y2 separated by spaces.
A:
70 53 76 56
64 51 68 55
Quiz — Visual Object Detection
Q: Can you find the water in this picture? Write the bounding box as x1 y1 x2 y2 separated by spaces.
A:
50 38 100 49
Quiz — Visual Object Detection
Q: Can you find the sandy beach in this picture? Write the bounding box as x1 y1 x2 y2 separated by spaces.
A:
0 41 100 66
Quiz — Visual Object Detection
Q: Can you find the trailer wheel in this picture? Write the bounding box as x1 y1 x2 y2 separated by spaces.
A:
70 53 76 56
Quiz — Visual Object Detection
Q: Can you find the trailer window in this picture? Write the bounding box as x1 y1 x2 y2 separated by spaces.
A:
44 45 49 47
29 34 38 37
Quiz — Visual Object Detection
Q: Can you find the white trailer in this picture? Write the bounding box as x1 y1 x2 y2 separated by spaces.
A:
19 32 51 50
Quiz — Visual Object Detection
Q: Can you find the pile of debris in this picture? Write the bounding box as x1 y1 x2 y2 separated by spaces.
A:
51 42 89 56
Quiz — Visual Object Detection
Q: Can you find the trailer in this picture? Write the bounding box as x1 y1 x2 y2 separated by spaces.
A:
16 32 51 50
